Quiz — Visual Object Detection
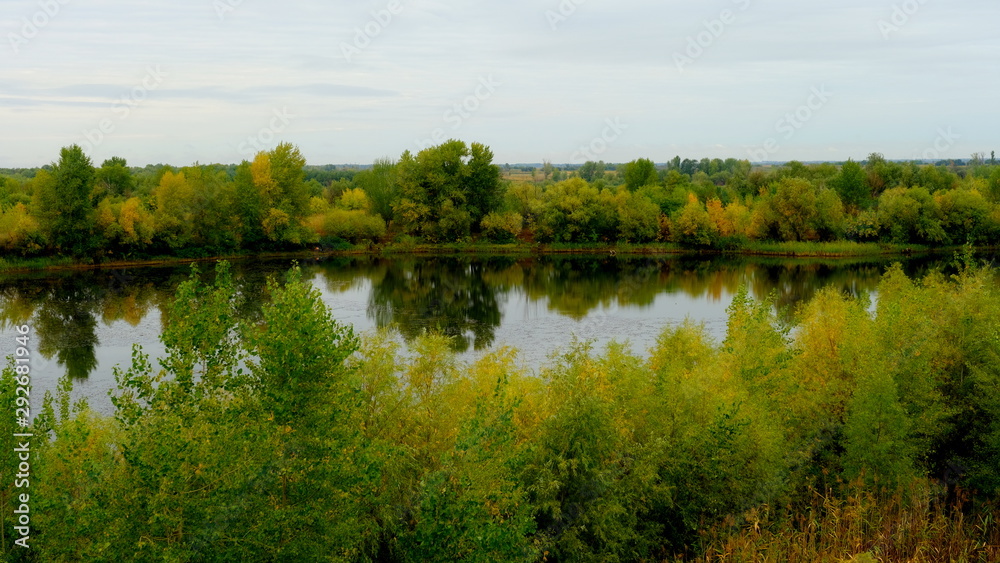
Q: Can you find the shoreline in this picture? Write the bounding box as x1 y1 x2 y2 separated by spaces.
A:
0 241 985 275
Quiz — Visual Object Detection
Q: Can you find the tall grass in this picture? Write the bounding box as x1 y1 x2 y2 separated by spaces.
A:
735 241 934 257
0 255 77 271
693 480 999 562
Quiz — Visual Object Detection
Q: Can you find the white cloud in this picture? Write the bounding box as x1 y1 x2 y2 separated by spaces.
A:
1 0 997 166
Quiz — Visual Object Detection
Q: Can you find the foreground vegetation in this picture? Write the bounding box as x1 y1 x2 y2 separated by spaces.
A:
1 142 999 268
2 256 999 561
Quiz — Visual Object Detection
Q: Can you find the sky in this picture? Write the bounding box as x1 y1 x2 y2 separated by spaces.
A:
2 0 998 167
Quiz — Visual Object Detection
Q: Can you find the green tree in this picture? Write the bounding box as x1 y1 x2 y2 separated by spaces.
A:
936 188 992 244
245 266 359 428
46 145 98 256
674 193 717 247
233 160 265 247
831 159 870 210
481 211 523 243
182 165 239 253
865 152 901 199
356 157 398 224
614 189 661 242
523 342 643 561
989 167 1000 203
95 156 135 198
534 178 613 243
637 183 688 216
916 164 957 193
623 158 658 190
228 143 312 248
541 160 554 182
103 263 267 560
400 376 536 562
243 266 370 558
152 170 196 250
395 140 502 241
876 187 947 244
465 142 504 227
578 160 606 182
842 368 917 487
752 178 844 241
251 143 310 245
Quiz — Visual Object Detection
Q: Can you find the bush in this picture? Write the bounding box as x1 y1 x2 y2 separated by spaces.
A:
0 202 43 254
615 191 660 242
749 179 845 242
876 187 947 244
10 261 1000 560
339 187 370 211
317 209 386 244
481 211 523 243
673 193 718 247
845 209 880 242
935 188 992 244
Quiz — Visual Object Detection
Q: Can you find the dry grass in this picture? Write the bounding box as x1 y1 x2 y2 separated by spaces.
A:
688 481 999 563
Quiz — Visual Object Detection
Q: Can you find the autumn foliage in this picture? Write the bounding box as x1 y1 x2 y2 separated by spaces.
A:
3 147 1000 262
3 256 999 561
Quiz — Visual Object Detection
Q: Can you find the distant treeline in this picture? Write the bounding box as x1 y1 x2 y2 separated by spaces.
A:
3 259 999 560
2 142 999 260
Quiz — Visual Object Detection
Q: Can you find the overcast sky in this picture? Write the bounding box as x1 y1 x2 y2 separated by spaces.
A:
2 0 997 167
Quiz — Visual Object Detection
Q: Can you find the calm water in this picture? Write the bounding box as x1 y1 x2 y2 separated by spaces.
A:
0 253 965 414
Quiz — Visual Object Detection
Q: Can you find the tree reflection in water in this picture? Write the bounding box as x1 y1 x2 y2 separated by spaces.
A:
368 257 506 352
34 277 100 380
0 253 964 379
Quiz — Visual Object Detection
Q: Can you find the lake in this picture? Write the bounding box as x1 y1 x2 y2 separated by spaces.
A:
0 252 967 415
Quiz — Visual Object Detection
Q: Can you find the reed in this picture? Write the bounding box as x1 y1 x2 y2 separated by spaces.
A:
692 480 1000 562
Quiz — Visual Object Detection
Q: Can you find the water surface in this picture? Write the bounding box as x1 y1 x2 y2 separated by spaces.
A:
0 253 962 414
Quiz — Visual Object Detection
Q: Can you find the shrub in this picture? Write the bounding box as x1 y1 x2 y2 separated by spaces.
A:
339 187 370 211
615 192 660 242
0 202 43 254
876 187 947 244
316 209 386 244
673 193 718 247
481 211 523 243
751 178 845 241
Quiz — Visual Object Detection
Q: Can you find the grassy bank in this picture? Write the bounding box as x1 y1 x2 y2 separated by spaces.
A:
0 248 374 274
375 240 945 257
0 255 78 272
733 240 934 257
1 241 988 274
376 240 684 256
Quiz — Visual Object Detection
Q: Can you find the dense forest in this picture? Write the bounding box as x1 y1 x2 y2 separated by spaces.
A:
2 142 999 263
2 257 999 561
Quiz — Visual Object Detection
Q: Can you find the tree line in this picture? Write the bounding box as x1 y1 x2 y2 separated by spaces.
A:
2 257 999 560
2 142 1000 261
